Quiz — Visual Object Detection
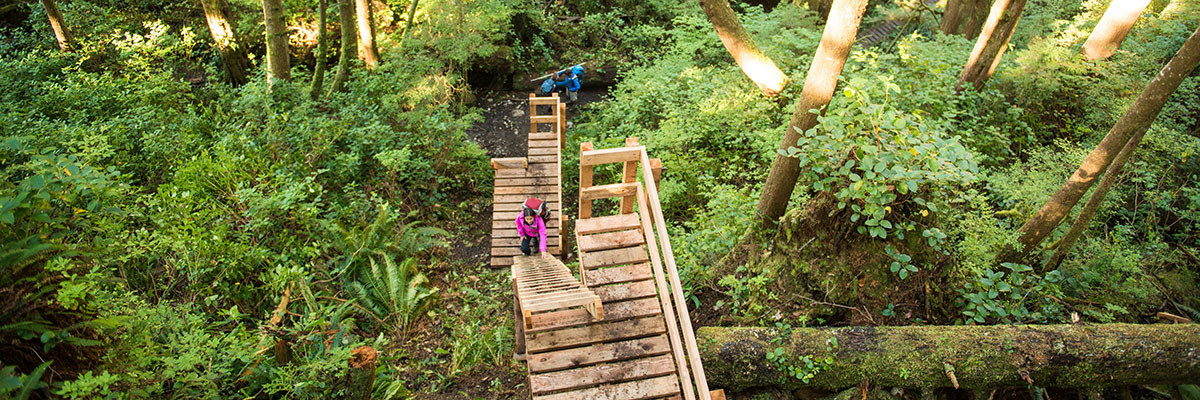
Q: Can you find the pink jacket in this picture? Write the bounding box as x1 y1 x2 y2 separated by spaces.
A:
515 215 548 253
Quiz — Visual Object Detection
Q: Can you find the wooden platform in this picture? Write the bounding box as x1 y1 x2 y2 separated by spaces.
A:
513 138 721 400
490 94 567 268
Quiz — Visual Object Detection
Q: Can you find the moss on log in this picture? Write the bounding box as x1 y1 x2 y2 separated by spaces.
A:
697 324 1200 391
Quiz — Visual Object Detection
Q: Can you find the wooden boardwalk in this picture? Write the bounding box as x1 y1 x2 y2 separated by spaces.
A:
508 132 722 399
490 94 567 268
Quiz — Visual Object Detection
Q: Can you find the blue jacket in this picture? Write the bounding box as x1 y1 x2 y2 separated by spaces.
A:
566 65 584 92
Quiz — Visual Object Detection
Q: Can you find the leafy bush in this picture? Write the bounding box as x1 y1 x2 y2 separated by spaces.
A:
347 255 438 333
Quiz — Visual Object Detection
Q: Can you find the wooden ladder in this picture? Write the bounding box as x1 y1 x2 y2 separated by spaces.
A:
514 137 723 400
490 93 568 268
512 255 603 331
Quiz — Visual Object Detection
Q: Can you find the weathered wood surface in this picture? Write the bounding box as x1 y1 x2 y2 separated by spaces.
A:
697 324 1200 390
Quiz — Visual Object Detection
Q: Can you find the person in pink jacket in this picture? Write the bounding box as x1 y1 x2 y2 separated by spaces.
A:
516 208 548 256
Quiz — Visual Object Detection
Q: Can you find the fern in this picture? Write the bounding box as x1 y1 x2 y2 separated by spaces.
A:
327 206 447 277
347 254 437 333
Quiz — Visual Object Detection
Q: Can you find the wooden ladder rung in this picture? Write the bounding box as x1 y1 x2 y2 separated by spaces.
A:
576 213 642 235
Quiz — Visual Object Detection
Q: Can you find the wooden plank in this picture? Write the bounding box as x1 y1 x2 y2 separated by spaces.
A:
620 138 640 214
529 139 559 148
527 316 666 353
495 210 567 222
494 246 565 256
529 132 558 141
578 230 646 253
528 155 558 163
581 146 645 166
494 185 560 195
580 142 595 219
529 147 558 156
496 164 556 178
527 335 672 373
495 177 559 187
585 263 653 286
533 375 680 400
491 157 527 170
593 280 658 303
576 214 641 235
528 297 662 333
494 201 560 213
582 245 650 269
581 182 640 201
530 355 677 394
531 115 558 123
492 237 562 248
493 229 561 238
529 96 560 106
492 251 563 268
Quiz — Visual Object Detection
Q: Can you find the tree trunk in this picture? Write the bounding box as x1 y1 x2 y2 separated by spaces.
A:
347 346 377 400
756 0 868 224
399 0 419 42
40 0 74 52
1082 0 1152 60
356 0 379 68
941 0 989 39
200 0 250 85
329 0 357 93
697 324 1200 391
999 24 1200 263
261 0 291 82
808 0 832 19
699 0 789 97
956 0 1027 91
310 0 329 99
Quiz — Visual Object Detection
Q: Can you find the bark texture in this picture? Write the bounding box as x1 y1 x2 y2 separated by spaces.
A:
201 0 250 85
956 0 1027 91
310 0 329 99
330 0 358 93
756 0 868 223
356 0 379 68
699 0 789 97
399 0 419 41
1082 0 1152 60
940 0 990 39
261 0 291 82
697 324 1200 391
347 346 377 400
40 0 74 52
808 0 832 19
1001 23 1200 263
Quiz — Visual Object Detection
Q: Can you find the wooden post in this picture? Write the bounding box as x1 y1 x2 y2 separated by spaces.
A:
579 142 595 219
528 93 537 133
558 103 567 149
512 277 526 359
619 137 640 214
347 346 377 400
650 158 664 190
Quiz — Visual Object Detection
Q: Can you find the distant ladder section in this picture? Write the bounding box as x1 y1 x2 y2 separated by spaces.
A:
514 137 723 400
490 93 568 268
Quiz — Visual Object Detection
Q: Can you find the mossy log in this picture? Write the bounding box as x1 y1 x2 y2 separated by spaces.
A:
697 324 1200 391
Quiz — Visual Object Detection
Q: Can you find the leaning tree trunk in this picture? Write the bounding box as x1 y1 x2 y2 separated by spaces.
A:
941 0 990 39
329 0 358 93
399 0 419 43
310 0 329 99
956 0 1027 91
201 0 250 85
808 0 832 19
261 0 291 82
40 0 75 52
999 23 1200 264
697 324 1200 391
756 0 868 224
699 0 789 97
356 0 379 68
1082 0 1152 60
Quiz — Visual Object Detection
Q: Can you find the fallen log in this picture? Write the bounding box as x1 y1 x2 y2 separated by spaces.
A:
696 324 1200 391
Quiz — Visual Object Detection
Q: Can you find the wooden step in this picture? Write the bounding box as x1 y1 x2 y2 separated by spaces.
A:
492 237 562 248
529 139 559 148
528 297 662 333
494 185 560 195
532 374 680 400
494 177 559 187
491 251 561 267
494 201 559 213
527 316 666 353
528 155 558 163
494 210 566 222
580 182 639 201
584 263 653 286
592 280 658 303
529 132 558 141
577 230 645 252
581 245 650 269
530 354 676 394
493 246 569 256
494 219 560 230
530 115 558 123
496 164 557 178
493 228 560 238
528 147 558 156
576 214 641 235
527 334 672 373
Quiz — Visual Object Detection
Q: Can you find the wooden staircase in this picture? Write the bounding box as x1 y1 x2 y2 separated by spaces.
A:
514 137 722 400
490 94 568 268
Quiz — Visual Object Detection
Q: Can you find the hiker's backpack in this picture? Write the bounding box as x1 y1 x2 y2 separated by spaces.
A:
523 197 551 221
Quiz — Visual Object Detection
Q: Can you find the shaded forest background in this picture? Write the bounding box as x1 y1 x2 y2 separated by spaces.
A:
0 0 1197 397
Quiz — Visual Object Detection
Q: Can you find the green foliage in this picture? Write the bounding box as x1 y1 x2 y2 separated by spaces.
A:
347 255 438 333
958 263 1067 324
0 361 51 400
764 323 836 384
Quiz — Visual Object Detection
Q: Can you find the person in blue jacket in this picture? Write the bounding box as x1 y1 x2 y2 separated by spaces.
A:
537 71 566 97
564 64 583 104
